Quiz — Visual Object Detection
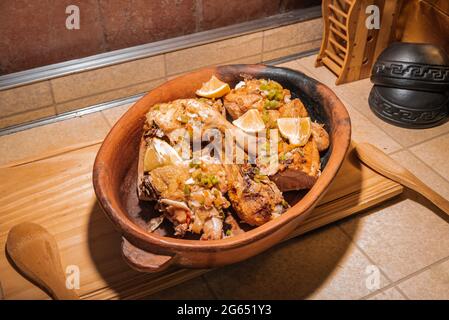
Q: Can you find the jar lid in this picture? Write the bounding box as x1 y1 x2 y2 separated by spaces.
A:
371 42 449 92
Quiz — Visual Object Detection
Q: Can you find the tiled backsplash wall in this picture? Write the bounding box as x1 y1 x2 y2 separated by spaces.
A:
0 0 320 74
0 18 322 130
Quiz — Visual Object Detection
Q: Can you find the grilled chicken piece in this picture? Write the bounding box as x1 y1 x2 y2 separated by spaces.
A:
225 164 287 226
145 98 258 157
159 199 192 237
279 99 308 118
224 79 291 119
224 92 264 119
146 164 190 201
142 158 233 239
273 138 321 191
311 122 330 152
223 79 329 192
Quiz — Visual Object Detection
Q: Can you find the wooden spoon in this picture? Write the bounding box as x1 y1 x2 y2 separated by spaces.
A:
355 143 449 215
6 222 79 300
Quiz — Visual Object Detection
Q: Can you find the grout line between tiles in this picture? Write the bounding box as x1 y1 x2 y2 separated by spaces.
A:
360 254 449 300
406 130 449 150
163 54 168 81
99 110 113 128
409 149 449 185
0 102 55 119
389 146 449 188
336 224 406 299
47 79 56 104
48 80 58 116
53 76 165 111
263 37 322 56
386 148 406 157
293 59 409 153
261 30 265 53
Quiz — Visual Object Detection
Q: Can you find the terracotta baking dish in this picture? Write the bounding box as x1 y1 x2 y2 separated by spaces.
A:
93 64 351 272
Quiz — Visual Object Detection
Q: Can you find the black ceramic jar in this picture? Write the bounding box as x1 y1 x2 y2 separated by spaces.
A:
369 86 449 128
371 42 449 92
369 42 449 128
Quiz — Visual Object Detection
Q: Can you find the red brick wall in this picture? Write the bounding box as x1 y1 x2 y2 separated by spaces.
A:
0 0 320 74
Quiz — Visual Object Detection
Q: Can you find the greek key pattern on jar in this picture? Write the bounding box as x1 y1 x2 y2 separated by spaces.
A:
373 61 449 83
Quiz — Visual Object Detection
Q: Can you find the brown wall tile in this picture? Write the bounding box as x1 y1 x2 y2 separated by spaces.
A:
280 0 322 12
50 55 165 102
0 107 55 129
0 0 106 74
98 0 197 51
263 18 323 52
262 39 321 61
201 0 281 30
0 112 110 166
55 78 165 114
165 32 263 75
0 81 53 118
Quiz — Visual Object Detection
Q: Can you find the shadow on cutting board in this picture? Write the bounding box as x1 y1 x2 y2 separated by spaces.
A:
86 156 366 300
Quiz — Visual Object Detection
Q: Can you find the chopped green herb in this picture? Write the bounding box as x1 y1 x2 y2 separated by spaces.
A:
196 174 219 188
226 229 232 236
264 100 279 109
189 162 200 168
275 92 283 101
183 185 191 196
178 114 189 124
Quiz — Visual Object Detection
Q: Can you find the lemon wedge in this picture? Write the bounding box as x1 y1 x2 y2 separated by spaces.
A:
144 138 183 172
232 109 266 133
195 75 231 98
277 117 311 146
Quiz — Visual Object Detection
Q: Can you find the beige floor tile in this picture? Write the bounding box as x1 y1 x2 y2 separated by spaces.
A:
398 258 449 300
391 150 449 200
0 106 55 129
275 60 305 72
410 133 449 181
263 19 322 52
0 81 54 118
144 277 216 300
165 32 263 75
344 101 402 154
366 287 407 300
0 112 110 166
55 79 164 114
51 55 165 103
340 193 449 282
334 82 449 148
204 226 389 300
101 103 134 127
296 55 338 89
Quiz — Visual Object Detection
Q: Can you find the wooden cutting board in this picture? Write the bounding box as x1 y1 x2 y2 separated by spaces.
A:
0 141 402 300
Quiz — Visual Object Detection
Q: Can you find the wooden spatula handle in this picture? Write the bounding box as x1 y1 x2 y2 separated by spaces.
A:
355 143 449 216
